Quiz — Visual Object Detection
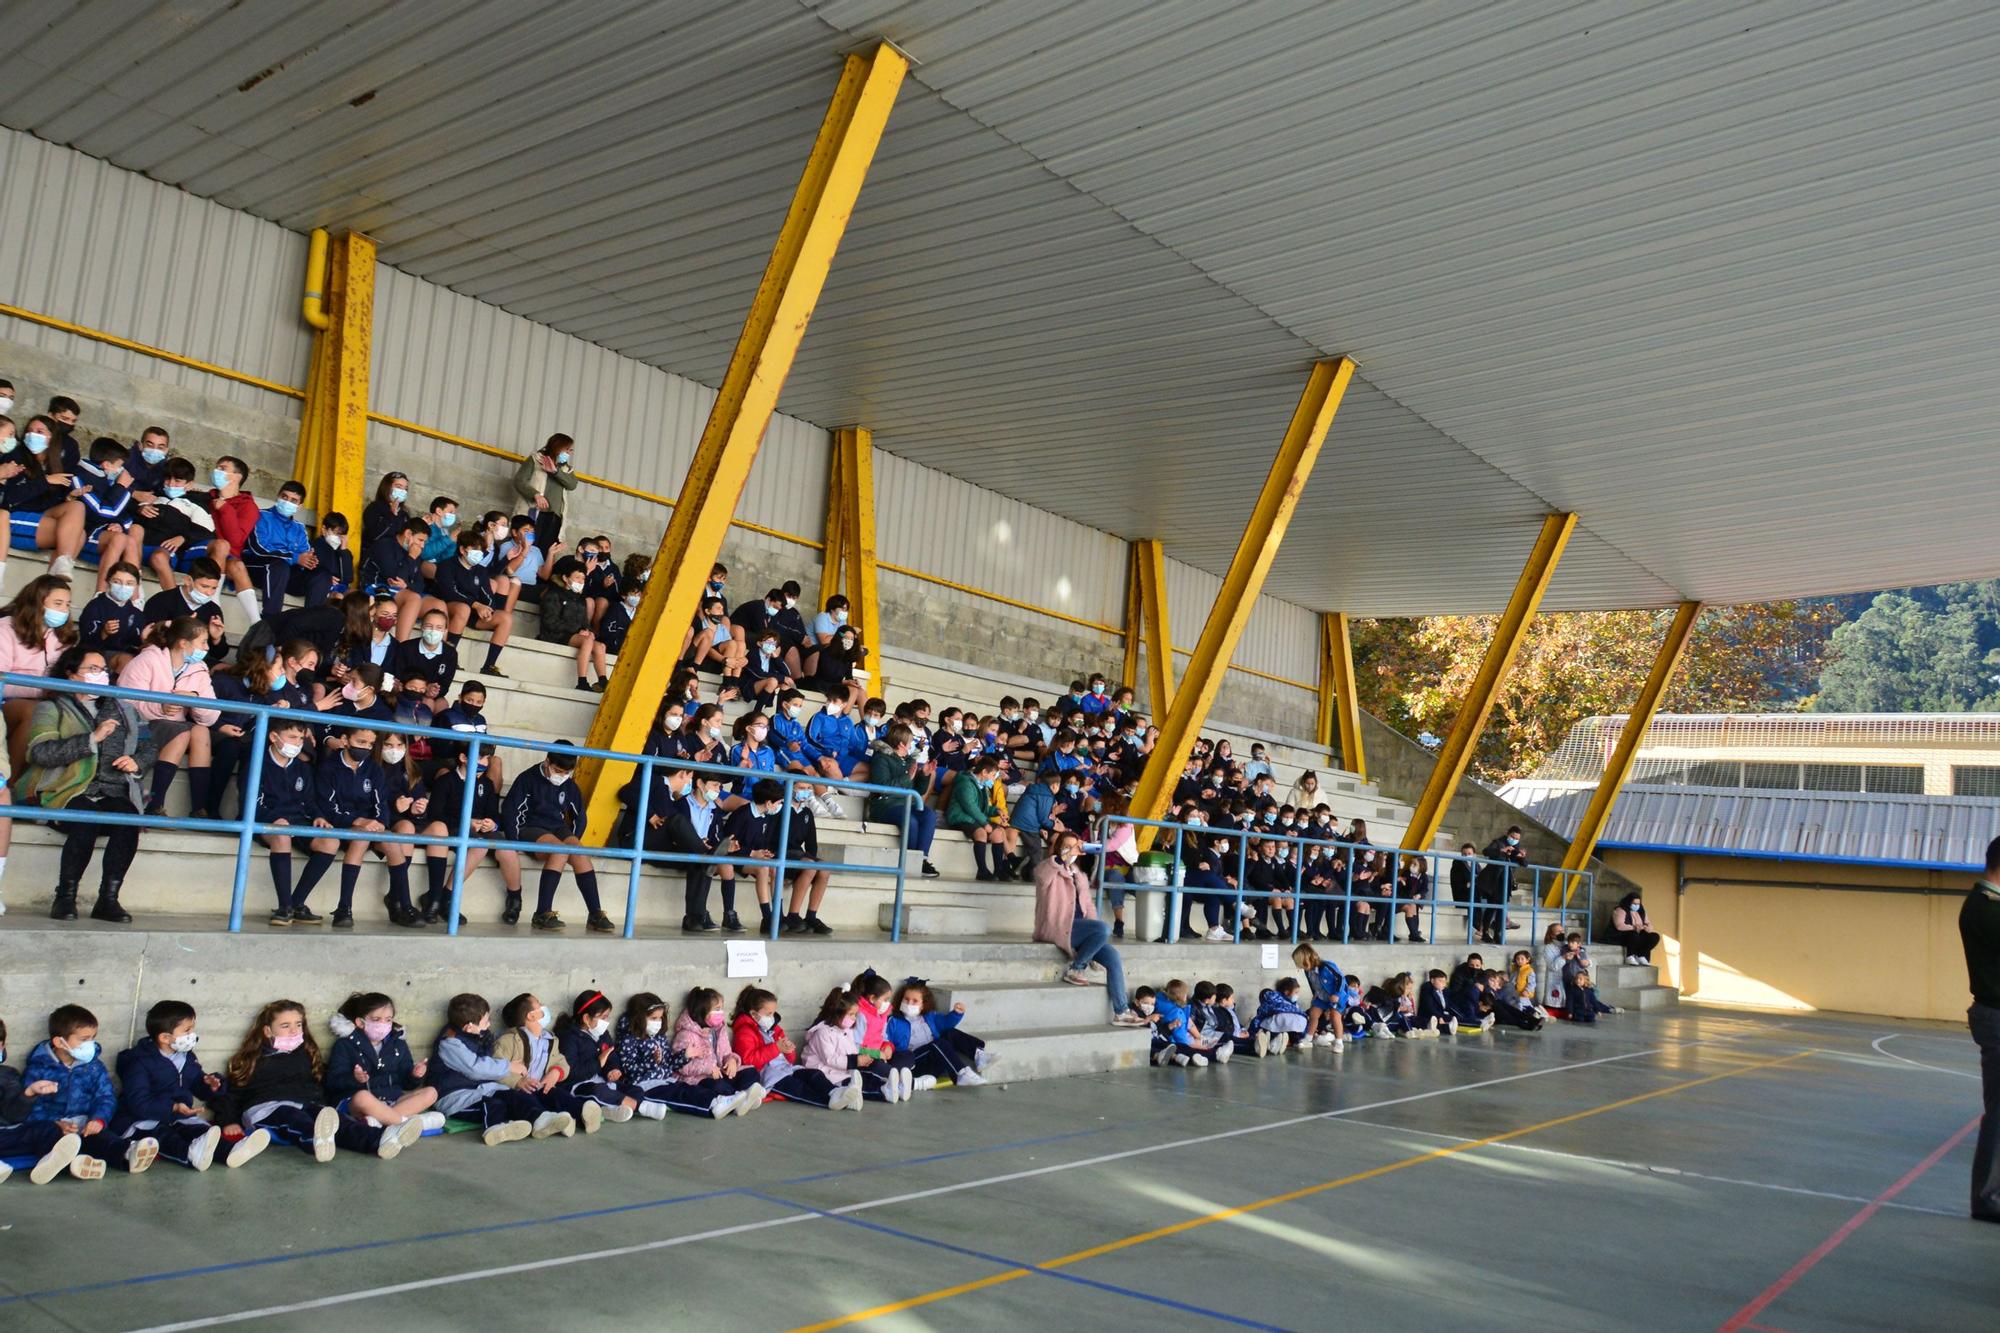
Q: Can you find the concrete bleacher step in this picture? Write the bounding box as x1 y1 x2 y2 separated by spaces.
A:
933 979 1112 1031
975 1023 1153 1082
1591 961 1678 1010
878 902 989 936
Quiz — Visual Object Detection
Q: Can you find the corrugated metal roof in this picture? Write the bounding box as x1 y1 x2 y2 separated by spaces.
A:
5 1 1997 613
1502 778 2000 868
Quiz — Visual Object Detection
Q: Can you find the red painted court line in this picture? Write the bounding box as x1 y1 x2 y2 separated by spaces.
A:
1718 1114 1981 1332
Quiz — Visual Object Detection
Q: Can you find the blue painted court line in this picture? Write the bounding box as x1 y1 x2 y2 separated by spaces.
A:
743 1188 1300 1332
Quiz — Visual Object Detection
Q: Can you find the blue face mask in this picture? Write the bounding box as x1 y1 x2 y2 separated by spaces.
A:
109 583 136 604
211 468 230 488
141 446 167 465
66 1039 98 1063
556 451 570 465
438 511 457 528
42 607 69 629
24 432 49 454
390 486 408 503
163 484 186 499
271 672 287 690
274 499 300 519
184 647 207 665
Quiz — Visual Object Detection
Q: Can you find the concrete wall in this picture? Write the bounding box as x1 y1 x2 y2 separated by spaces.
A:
1601 848 1974 1022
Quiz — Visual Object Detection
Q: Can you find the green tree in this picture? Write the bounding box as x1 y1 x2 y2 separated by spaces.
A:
1813 581 2000 712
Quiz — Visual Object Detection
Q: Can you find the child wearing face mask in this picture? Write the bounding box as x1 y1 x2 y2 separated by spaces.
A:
500 748 612 933
549 991 637 1121
609 992 746 1118
421 745 524 923
771 687 846 819
717 776 787 936
106 999 264 1172
535 555 608 692
886 980 993 1088
431 993 573 1144
491 992 609 1133
797 989 869 1112
76 560 145 670
845 971 915 1102
324 992 441 1135
732 623 794 704
1252 979 1307 1055
669 987 766 1116
226 999 404 1161
599 584 638 656
236 478 312 623
291 510 353 607
727 986 838 1108
391 608 459 717
23 1003 133 1172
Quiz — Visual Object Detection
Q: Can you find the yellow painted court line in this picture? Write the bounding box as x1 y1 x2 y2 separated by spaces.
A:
788 1049 1816 1332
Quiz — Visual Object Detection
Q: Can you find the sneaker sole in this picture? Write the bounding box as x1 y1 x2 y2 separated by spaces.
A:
395 1118 428 1149
376 1134 402 1161
484 1120 535 1146
602 1104 635 1123
69 1155 107 1180
580 1101 604 1133
31 1133 81 1184
189 1126 222 1172
311 1106 340 1162
226 1130 271 1168
531 1114 575 1139
127 1138 159 1174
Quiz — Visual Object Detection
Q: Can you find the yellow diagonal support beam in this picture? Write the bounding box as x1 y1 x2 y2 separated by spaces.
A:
1121 543 1142 697
1548 599 1702 906
1319 611 1365 782
1134 537 1173 720
578 43 908 838
1400 512 1576 854
819 437 847 608
834 426 885 693
1128 358 1356 842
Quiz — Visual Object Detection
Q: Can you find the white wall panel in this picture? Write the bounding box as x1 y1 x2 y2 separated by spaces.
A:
1166 554 1316 689
0 129 310 412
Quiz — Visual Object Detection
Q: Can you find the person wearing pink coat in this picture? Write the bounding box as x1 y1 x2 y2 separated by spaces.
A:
669 988 765 1112
115 618 219 815
0 573 75 774
1034 830 1143 1025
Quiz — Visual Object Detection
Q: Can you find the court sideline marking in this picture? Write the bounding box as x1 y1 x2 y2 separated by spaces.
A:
783 1049 1816 1332
1717 1112 1981 1332
1869 1032 1979 1080
122 1042 1697 1331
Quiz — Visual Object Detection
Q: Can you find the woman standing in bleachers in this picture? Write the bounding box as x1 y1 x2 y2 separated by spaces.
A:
513 434 577 551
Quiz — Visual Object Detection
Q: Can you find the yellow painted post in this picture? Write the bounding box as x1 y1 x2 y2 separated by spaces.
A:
576 44 908 839
1548 599 1702 906
1126 358 1357 841
325 231 375 528
819 439 847 608
836 426 885 694
1121 544 1142 695
1134 537 1172 720
1400 512 1576 854
1322 611 1365 781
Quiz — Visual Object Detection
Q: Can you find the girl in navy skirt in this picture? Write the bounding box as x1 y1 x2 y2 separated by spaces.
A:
224 1000 408 1162
609 993 750 1119
669 988 766 1116
323 991 441 1133
884 980 995 1090
729 987 849 1109
550 990 636 1122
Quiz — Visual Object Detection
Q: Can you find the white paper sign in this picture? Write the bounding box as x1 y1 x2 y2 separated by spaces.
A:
726 940 770 978
1260 944 1281 969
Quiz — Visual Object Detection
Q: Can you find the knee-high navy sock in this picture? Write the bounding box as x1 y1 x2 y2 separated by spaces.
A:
147 760 179 809
186 766 210 815
482 642 503 671
268 852 294 911
293 852 336 908
575 870 601 914
424 855 447 906
337 863 361 914
972 843 990 875
719 876 736 913
536 868 560 916
387 861 414 913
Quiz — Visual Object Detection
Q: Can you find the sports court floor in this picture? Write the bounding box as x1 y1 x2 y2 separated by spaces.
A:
2 1006 1992 1331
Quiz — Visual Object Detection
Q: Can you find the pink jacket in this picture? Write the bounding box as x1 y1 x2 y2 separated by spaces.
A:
116 645 220 725
855 997 894 1056
670 1010 735 1083
0 623 63 699
1033 856 1097 956
800 1020 857 1086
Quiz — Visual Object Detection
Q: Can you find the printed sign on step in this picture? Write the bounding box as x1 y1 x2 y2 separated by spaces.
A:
1261 944 1281 969
726 940 769 978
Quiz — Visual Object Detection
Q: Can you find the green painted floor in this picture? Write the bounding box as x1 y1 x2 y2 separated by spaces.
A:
2 1007 1994 1331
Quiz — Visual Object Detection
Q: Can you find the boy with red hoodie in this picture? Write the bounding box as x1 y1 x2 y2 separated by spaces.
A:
730 986 851 1109
202 456 263 625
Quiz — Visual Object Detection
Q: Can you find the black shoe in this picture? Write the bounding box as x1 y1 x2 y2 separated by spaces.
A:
975 870 996 883
331 910 354 929
721 912 745 934
758 911 774 935
1408 932 1426 944
89 881 132 923
532 911 566 932
781 913 806 935
501 892 522 925
420 899 443 924
291 907 323 925
267 910 293 927
586 912 615 934
701 913 719 931
682 914 718 933
394 911 427 929
49 881 80 921
1112 920 1124 939
805 914 833 936
921 861 941 879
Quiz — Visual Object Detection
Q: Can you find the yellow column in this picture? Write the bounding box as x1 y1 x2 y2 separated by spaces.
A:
1548 599 1702 906
1320 611 1365 781
1400 512 1576 854
819 437 847 608
1127 358 1357 840
1121 544 1142 695
834 426 885 694
293 229 375 529
1133 537 1173 720
577 44 908 838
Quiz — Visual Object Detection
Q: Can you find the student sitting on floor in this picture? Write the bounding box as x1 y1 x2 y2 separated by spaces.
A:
499 745 611 934
731 986 848 1110
1291 943 1347 1049
1416 969 1461 1036
1507 950 1541 1015
847 970 909 1096
611 991 748 1119
887 979 993 1089
1337 974 1371 1037
113 999 271 1173
324 992 441 1135
1362 974 1418 1039
22 1004 132 1172
493 993 607 1134
1210 984 1266 1059
797 988 868 1112
1253 978 1308 1055
669 987 766 1115
430 993 573 1144
550 990 638 1122
0 1013 97 1184
1150 978 1224 1068
1484 971 1545 1031
226 999 404 1162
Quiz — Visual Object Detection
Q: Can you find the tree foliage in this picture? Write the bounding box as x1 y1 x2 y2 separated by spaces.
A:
1812 581 2000 713
1352 602 1844 783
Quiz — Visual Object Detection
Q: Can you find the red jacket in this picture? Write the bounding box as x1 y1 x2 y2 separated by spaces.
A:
209 490 260 556
731 1012 788 1070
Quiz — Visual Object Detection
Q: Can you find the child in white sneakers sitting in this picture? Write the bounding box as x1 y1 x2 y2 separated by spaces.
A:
1251 979 1308 1055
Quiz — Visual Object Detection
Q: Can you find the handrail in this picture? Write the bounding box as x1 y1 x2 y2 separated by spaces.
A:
0 673 920 941
1092 811 1593 951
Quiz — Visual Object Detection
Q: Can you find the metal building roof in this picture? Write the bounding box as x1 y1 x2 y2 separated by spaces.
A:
4 0 1998 615
1501 778 2000 870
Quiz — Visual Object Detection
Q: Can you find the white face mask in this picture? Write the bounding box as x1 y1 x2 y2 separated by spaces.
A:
170 1032 200 1054
756 1013 777 1032
644 1018 663 1037
589 1018 611 1040
279 741 303 759
326 533 345 549
900 1003 924 1018
381 745 406 764
534 1006 552 1029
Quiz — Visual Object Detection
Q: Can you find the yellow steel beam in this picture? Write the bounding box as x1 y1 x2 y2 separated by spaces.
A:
1127 357 1356 841
836 426 885 693
577 44 907 838
1548 599 1702 906
1321 611 1365 782
819 438 847 608
1121 543 1142 695
1134 537 1172 720
326 231 376 529
1400 512 1576 854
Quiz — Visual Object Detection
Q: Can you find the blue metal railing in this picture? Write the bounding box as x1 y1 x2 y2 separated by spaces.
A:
1091 813 1593 948
0 673 922 940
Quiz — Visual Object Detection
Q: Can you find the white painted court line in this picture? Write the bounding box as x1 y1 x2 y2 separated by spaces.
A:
1870 1033 1980 1081
130 1043 1698 1331
1332 1116 1962 1219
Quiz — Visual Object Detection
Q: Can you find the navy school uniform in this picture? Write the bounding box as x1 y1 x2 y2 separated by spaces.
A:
204 673 282 815
316 696 396 751
346 630 400 675
296 534 354 606
324 1023 424 1109
390 637 459 703
140 585 229 658
599 598 634 654
552 1022 626 1111
427 699 488 775
422 763 500 911
1416 983 1459 1031
99 1041 223 1169
429 1028 550 1129
231 1045 386 1156
884 1008 984 1082
360 499 408 550
319 750 416 917
360 533 424 596
0 1064 73 1160
584 560 620 605
428 554 494 608
501 765 602 918
254 751 333 914
78 590 145 658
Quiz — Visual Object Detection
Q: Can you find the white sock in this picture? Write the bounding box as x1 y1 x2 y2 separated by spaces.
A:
237 588 261 620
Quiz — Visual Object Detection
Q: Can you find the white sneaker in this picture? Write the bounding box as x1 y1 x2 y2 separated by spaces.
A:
1371 1022 1391 1039
418 1111 447 1132
69 1155 106 1180
954 1068 988 1087
602 1102 635 1123
1312 1032 1335 1048
898 1067 916 1100
1204 927 1230 942
532 1110 576 1138
0 1161 9 1184
580 1100 605 1133
913 1075 937 1093
736 1085 766 1115
1270 1033 1290 1056
49 554 74 578
375 1132 402 1161
1481 1014 1497 1031
1330 1036 1346 1051
1253 1031 1270 1058
637 1101 668 1121
817 795 847 820
1626 955 1643 965
484 1119 535 1145
226 1128 271 1168
311 1106 340 1162
1170 1051 1191 1067
187 1125 221 1172
1188 1052 1209 1067
126 1136 160 1174
841 1080 865 1111
973 1050 998 1074
1213 1043 1232 1064
708 1094 740 1119
394 1117 427 1148
31 1132 81 1184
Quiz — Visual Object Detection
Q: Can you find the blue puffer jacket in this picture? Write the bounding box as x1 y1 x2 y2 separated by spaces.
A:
23 1040 117 1125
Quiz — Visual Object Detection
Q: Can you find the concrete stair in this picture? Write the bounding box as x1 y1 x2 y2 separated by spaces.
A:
1591 961 1679 1011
